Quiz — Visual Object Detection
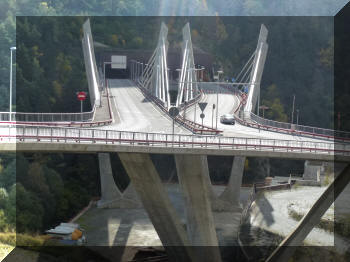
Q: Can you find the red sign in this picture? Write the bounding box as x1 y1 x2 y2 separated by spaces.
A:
77 91 87 101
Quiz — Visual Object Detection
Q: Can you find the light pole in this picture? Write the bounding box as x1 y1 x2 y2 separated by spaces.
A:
212 104 215 128
9 47 16 122
201 66 205 81
103 61 107 91
141 62 143 79
296 109 299 125
216 70 223 129
291 94 295 124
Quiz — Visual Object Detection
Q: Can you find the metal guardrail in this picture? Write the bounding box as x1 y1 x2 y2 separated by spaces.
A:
136 81 221 134
230 91 350 142
3 125 349 157
249 112 350 140
0 78 113 127
0 109 95 122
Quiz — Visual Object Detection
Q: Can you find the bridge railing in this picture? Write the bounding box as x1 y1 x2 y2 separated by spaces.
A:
230 91 350 141
6 125 350 156
0 110 95 123
248 112 350 140
249 112 292 130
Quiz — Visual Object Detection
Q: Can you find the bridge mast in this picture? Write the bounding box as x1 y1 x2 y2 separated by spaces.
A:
243 24 269 117
140 22 171 109
176 23 198 107
82 19 101 108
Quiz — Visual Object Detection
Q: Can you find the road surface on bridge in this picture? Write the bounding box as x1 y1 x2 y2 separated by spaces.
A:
103 79 190 135
183 84 328 143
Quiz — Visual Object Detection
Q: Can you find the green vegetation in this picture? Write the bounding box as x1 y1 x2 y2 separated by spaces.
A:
288 208 334 234
0 233 45 247
0 154 100 234
335 214 350 239
16 17 90 112
287 205 350 240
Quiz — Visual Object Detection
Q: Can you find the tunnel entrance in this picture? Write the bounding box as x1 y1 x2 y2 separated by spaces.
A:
105 65 129 79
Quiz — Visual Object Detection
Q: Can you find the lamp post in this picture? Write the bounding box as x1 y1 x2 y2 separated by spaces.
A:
103 61 107 91
296 109 299 125
140 62 143 80
291 94 295 124
9 47 16 122
201 66 205 81
216 70 223 129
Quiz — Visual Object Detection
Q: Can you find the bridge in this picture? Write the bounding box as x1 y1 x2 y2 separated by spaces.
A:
2 19 350 262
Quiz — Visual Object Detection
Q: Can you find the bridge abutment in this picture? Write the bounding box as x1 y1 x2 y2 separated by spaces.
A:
97 153 141 209
175 154 222 262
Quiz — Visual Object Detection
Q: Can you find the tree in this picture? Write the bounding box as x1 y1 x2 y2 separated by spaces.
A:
261 84 288 122
14 183 44 233
0 159 15 190
0 187 8 208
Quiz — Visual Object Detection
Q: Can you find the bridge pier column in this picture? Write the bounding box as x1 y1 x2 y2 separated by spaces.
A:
303 160 323 182
175 154 222 262
97 153 141 209
118 152 195 262
217 156 245 212
198 156 245 212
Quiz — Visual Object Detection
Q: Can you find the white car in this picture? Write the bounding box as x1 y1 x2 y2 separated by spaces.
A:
220 114 235 125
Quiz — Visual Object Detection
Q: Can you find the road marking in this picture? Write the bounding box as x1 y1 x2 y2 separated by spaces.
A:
112 90 122 123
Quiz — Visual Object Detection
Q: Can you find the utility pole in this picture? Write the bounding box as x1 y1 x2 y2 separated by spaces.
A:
291 94 295 124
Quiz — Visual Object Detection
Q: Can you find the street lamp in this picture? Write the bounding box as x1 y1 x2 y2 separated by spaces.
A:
215 70 223 129
9 46 16 122
296 109 299 125
201 66 205 81
291 94 295 124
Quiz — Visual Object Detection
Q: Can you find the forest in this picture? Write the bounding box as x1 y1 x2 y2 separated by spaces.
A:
0 0 348 237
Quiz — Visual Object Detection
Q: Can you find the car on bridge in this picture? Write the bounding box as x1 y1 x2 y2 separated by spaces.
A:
220 114 235 125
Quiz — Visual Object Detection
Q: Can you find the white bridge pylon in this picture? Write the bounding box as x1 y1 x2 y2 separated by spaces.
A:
235 24 268 116
140 22 171 109
82 19 101 108
176 23 198 107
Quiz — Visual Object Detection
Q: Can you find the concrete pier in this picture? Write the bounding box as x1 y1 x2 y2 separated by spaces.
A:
175 154 222 262
118 152 195 262
303 160 323 181
218 156 246 211
97 153 141 209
